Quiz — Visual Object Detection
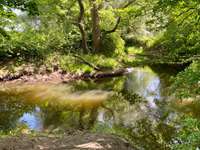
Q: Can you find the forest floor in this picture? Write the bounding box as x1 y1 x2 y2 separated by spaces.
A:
0 132 133 150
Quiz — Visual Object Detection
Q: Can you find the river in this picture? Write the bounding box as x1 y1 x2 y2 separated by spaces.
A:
0 65 191 149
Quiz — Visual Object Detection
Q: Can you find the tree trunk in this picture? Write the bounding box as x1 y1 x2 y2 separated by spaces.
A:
90 0 101 52
77 0 88 51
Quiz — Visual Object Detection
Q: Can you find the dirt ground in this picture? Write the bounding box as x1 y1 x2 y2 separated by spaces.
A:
0 133 133 150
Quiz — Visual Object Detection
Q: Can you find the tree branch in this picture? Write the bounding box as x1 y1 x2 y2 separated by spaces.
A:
73 54 101 71
103 0 136 34
162 7 195 28
122 0 136 9
104 17 121 34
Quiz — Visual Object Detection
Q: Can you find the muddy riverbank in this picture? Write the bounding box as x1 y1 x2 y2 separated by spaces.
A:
0 132 133 150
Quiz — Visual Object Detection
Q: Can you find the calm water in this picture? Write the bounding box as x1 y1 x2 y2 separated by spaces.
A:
0 66 190 149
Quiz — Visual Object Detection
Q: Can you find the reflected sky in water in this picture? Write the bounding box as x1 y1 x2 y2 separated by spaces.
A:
19 107 43 131
125 67 161 108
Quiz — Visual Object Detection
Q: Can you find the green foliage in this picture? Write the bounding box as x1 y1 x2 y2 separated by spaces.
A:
92 120 170 149
150 22 200 59
0 0 78 60
101 32 125 56
148 0 200 60
0 0 152 61
58 54 121 73
170 116 200 150
0 28 66 60
170 61 200 99
100 9 117 31
43 52 122 74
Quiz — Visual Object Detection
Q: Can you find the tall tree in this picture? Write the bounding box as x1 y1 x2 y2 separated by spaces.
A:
90 0 101 52
77 0 88 51
88 0 136 52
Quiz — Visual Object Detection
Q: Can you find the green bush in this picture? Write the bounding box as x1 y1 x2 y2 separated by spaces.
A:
150 22 200 60
170 116 200 150
170 61 200 99
101 32 125 56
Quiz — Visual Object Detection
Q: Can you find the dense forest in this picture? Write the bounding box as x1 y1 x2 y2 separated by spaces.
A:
0 0 200 149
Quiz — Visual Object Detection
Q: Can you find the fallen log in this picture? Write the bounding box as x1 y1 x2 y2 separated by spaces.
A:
75 68 134 81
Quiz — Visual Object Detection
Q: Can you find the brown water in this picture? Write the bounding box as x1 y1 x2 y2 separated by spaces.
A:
0 66 195 149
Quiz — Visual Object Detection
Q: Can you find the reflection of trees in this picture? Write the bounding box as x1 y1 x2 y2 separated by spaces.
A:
0 82 116 132
0 95 33 132
103 82 175 149
71 77 125 92
40 105 100 130
93 116 175 149
40 106 78 129
112 119 174 150
149 64 176 97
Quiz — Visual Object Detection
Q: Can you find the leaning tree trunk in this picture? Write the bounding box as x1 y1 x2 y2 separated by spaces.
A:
90 0 101 52
77 0 88 51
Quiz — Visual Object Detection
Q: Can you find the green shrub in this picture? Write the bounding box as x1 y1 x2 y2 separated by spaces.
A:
101 32 125 56
170 116 200 150
170 61 200 99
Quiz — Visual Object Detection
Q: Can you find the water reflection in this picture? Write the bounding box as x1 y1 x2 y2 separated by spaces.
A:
0 83 113 131
19 108 43 131
0 66 180 149
124 66 161 108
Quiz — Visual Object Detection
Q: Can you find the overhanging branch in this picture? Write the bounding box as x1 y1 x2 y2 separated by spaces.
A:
122 0 136 9
104 17 121 34
103 0 136 34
